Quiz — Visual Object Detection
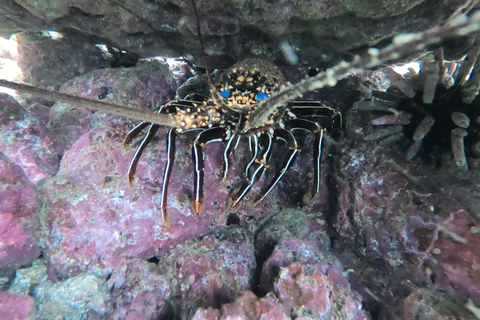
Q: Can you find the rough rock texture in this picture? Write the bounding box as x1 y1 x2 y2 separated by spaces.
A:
192 290 288 319
33 273 112 320
192 260 368 320
402 288 478 320
15 32 108 90
48 60 177 148
108 259 170 320
0 93 62 183
335 101 480 318
8 260 48 295
0 292 36 320
110 227 255 319
273 262 368 319
156 227 256 317
0 153 40 270
1 0 476 68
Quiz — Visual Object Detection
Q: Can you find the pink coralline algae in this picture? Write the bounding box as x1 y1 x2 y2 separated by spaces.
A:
0 292 36 320
192 290 289 319
108 259 170 320
274 262 368 319
192 260 368 319
421 209 480 307
0 153 40 269
0 93 61 183
337 104 480 317
109 227 255 319
40 125 244 277
48 60 177 148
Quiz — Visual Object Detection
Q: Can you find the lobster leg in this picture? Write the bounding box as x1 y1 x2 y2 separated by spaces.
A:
125 123 161 188
192 127 227 214
223 131 238 180
124 105 168 188
160 128 176 225
232 132 273 207
255 128 299 204
289 118 325 196
288 101 342 133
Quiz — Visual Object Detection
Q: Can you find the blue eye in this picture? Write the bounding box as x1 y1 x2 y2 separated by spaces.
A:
220 90 231 98
255 92 269 101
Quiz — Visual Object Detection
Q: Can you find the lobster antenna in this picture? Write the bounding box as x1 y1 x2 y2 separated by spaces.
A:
189 0 214 87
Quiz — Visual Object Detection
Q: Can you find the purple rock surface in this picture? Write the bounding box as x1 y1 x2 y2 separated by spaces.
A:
273 262 368 319
48 60 177 148
0 292 36 320
0 93 61 183
0 153 40 269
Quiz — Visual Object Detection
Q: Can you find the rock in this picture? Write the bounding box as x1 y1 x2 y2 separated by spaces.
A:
0 1 472 68
33 273 112 319
0 153 40 270
15 32 108 90
421 210 480 307
109 259 170 320
258 237 335 294
39 125 257 278
109 227 255 319
274 262 368 319
0 93 61 183
335 101 480 317
9 259 48 295
401 288 477 320
192 290 288 319
156 227 256 318
47 60 177 148
0 292 36 320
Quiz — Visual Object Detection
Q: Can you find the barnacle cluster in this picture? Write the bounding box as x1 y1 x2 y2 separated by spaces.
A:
360 40 480 170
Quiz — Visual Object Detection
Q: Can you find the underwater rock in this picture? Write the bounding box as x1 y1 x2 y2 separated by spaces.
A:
401 288 477 320
273 262 368 319
192 290 288 319
258 237 334 295
15 32 108 91
336 103 480 317
0 153 40 270
108 259 169 319
0 292 36 320
0 93 61 183
156 227 256 318
39 126 241 278
33 273 112 319
8 259 48 295
0 0 472 68
48 60 177 148
110 228 255 319
421 209 480 307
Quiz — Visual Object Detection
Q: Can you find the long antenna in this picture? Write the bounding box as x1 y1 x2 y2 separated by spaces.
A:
189 0 213 87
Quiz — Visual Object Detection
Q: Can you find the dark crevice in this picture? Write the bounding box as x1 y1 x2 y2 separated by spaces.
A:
250 212 280 297
147 256 160 265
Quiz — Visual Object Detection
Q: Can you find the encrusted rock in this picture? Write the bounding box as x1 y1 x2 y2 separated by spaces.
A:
0 292 36 320
0 153 40 270
48 60 177 148
15 32 107 90
0 0 473 68
0 93 62 183
33 273 112 319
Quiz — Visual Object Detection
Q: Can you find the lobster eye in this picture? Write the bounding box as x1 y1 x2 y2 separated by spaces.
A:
220 90 231 98
255 92 269 101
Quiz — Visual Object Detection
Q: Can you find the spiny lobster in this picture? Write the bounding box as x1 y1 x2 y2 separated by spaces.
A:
123 58 340 225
